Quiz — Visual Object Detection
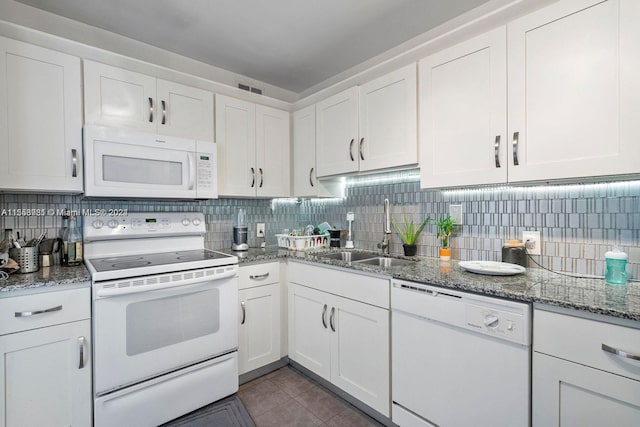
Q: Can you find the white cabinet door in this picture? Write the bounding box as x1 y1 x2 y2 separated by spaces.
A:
293 105 317 197
533 352 640 427
84 60 157 133
359 64 417 173
256 105 290 198
238 284 281 375
156 79 214 141
316 86 359 177
288 283 331 380
420 27 507 188
0 320 91 427
215 94 256 197
331 294 390 416
0 37 82 192
507 0 640 182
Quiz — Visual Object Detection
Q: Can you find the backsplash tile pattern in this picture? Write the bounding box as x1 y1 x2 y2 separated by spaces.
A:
1 178 638 279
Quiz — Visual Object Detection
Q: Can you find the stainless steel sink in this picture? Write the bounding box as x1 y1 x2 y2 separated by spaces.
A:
354 257 416 268
319 251 377 262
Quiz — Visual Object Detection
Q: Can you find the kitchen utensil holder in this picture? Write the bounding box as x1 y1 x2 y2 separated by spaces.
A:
9 246 40 273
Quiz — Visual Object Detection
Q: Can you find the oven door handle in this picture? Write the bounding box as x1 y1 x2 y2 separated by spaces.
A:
94 267 237 298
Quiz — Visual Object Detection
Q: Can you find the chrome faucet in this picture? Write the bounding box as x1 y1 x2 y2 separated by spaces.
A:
377 198 391 255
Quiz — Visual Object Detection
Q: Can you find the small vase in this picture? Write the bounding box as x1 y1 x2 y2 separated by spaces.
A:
403 244 417 257
439 247 451 260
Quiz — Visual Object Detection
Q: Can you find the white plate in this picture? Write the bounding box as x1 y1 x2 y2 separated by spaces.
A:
458 261 526 276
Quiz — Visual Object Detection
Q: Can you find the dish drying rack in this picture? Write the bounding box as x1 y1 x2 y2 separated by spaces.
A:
276 233 329 251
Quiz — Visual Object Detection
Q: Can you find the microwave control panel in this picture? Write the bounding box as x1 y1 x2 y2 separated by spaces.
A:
196 141 217 199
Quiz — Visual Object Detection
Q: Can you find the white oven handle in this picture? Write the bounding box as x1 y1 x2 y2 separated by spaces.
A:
94 266 238 298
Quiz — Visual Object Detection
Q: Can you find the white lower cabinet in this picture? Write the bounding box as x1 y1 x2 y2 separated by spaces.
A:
533 309 640 426
288 262 390 416
0 288 91 427
238 262 281 375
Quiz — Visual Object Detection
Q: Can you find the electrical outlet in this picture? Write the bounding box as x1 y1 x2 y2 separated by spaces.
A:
256 223 265 237
346 212 355 221
522 231 541 255
450 204 463 225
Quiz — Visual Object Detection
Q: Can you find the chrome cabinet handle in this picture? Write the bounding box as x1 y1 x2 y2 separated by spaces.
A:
240 301 246 325
249 272 270 280
359 137 364 161
161 100 166 125
309 168 315 187
329 307 336 332
512 131 520 166
71 149 78 177
78 336 86 369
259 168 264 188
494 135 501 168
602 343 640 361
349 138 355 161
15 305 62 317
148 97 154 122
250 168 255 188
322 304 327 329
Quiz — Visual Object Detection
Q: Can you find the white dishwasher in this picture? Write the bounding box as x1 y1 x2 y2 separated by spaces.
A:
391 279 531 427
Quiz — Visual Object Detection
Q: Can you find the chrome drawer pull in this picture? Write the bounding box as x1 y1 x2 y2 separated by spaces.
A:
330 306 336 332
78 336 86 369
602 343 640 361
349 138 355 161
240 301 246 325
494 135 501 168
512 131 520 166
322 304 327 329
249 272 270 280
15 305 62 317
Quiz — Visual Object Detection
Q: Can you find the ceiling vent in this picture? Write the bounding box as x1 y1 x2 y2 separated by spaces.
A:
238 83 263 95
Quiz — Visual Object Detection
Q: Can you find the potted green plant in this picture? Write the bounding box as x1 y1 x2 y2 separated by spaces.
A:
392 215 431 256
436 215 455 260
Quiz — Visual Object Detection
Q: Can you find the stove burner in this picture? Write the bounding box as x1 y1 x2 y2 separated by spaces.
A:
111 260 153 269
102 256 144 263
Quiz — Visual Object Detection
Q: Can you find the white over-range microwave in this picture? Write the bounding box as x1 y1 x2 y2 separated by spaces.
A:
83 125 217 199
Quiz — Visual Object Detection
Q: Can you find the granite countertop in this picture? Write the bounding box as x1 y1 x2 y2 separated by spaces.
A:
0 264 91 297
223 246 640 322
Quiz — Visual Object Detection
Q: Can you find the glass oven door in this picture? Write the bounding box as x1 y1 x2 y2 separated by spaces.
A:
93 273 238 395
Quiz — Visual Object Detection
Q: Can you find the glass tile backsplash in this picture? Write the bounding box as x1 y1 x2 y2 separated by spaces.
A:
1 178 638 278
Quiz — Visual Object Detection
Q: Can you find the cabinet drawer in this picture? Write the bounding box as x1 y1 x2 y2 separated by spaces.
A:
0 287 90 335
239 262 280 289
534 309 640 382
288 261 389 308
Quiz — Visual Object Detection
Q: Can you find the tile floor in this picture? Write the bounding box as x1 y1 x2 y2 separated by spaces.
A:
237 366 385 427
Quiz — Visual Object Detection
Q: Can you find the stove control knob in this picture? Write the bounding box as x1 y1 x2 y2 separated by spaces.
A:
92 220 104 229
484 314 499 328
107 220 118 229
181 218 190 226
192 218 201 226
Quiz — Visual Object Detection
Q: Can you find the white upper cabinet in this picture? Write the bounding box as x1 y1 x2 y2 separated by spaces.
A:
419 27 507 189
359 64 417 172
216 94 290 198
315 64 417 178
293 105 343 198
84 60 214 141
316 86 359 177
0 37 82 192
507 0 640 182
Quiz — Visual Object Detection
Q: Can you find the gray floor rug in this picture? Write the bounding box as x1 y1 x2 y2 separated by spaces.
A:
161 395 255 427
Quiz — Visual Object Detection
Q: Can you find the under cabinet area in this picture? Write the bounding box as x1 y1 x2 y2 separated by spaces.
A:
287 261 390 417
0 287 92 427
216 94 290 197
315 64 417 178
0 36 82 193
84 60 214 141
532 308 640 426
238 262 282 376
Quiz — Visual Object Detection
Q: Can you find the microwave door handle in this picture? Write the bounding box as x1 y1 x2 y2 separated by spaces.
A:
188 153 195 190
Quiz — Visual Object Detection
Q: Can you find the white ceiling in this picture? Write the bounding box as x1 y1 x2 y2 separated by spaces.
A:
16 0 490 93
